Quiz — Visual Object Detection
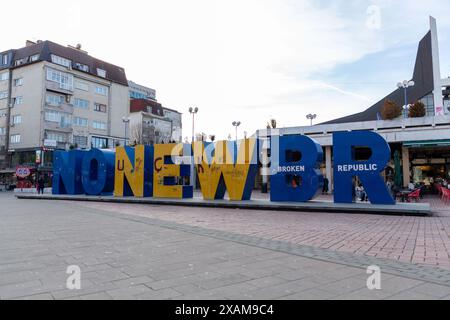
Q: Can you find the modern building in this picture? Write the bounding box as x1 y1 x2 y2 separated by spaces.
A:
128 98 182 145
128 80 156 101
258 17 450 192
0 40 130 171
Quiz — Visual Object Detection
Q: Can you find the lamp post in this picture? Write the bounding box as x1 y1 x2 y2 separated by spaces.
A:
232 121 241 141
397 80 415 118
306 114 317 126
188 107 198 190
122 117 130 146
188 107 198 143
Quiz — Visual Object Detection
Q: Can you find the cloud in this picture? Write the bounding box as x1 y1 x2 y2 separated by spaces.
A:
1 0 450 140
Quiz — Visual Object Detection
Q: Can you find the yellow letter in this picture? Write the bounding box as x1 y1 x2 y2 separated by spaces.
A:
194 139 257 201
114 145 146 197
153 143 193 199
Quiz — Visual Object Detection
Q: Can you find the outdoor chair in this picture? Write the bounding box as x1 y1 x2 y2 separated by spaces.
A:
442 189 450 204
407 189 421 202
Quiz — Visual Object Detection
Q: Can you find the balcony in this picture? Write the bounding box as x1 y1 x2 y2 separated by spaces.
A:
45 101 74 114
46 81 74 96
44 120 73 133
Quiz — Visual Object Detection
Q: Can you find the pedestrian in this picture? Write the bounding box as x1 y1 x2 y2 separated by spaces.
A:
38 177 45 195
386 178 394 197
322 177 329 195
359 184 368 202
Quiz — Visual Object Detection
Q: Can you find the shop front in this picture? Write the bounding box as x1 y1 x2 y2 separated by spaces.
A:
403 140 450 189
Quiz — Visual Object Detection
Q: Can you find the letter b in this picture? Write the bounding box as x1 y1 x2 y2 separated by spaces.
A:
270 135 323 202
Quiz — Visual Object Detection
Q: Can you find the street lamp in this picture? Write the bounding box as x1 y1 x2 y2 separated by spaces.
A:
397 80 415 118
188 107 199 143
122 117 130 146
306 114 317 126
232 121 241 141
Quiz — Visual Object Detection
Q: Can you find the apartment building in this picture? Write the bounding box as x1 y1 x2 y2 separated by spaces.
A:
0 40 130 170
128 80 156 101
129 98 182 145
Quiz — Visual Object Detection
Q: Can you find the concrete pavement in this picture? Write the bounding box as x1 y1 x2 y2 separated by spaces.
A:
1 192 450 300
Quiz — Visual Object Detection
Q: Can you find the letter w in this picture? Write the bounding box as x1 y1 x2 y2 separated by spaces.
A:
194 140 258 201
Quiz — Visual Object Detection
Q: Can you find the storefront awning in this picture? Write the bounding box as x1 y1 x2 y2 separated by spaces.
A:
404 140 450 148
0 169 16 174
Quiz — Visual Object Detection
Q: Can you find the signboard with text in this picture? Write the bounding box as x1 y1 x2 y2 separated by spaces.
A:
52 131 395 205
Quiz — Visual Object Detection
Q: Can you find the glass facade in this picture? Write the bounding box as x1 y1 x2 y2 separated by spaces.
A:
91 136 108 149
419 93 435 116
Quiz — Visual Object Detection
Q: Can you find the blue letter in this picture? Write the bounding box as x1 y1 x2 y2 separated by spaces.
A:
81 149 115 195
333 131 394 205
270 135 323 202
52 150 85 195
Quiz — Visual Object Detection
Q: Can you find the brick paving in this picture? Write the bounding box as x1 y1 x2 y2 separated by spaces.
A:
71 192 450 269
3 192 450 300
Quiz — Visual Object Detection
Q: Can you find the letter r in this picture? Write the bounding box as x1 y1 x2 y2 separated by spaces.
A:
333 131 394 205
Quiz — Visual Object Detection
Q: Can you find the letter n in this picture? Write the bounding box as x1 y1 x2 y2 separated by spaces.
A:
114 145 153 197
52 150 85 195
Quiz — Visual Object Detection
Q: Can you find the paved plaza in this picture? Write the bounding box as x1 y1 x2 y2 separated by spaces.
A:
1 192 450 300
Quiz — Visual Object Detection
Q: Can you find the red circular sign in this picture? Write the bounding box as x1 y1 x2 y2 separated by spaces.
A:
16 167 31 178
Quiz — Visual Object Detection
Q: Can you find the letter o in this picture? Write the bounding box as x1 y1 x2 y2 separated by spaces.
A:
81 149 115 195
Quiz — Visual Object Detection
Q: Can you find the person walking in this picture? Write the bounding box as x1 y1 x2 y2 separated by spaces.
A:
38 177 45 195
322 177 329 195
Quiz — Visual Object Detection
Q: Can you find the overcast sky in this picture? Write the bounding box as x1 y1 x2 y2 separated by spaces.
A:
2 0 450 140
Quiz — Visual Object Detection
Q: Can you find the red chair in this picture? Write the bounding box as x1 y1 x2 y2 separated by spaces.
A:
443 189 450 204
436 184 443 196
407 189 421 202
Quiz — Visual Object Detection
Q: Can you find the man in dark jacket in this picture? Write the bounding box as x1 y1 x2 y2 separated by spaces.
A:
38 177 45 195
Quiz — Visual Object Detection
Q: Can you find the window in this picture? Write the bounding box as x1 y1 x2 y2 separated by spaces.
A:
95 86 108 96
44 110 71 127
10 134 20 144
92 121 107 130
45 110 61 122
51 54 72 68
73 98 89 109
12 115 22 125
420 93 435 117
75 81 89 92
46 132 66 143
73 135 88 148
2 55 7 65
96 68 106 78
30 54 40 62
0 72 8 81
46 94 64 106
74 63 89 72
72 117 88 127
94 103 107 113
0 91 7 100
14 78 23 86
14 57 28 66
0 127 6 135
46 68 74 91
13 96 23 105
91 136 108 149
130 90 148 100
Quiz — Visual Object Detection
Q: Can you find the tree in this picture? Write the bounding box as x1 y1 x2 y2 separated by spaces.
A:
409 101 426 118
130 123 143 145
381 100 402 120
